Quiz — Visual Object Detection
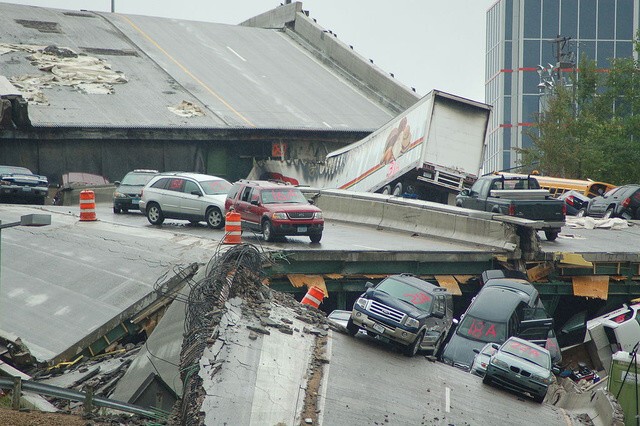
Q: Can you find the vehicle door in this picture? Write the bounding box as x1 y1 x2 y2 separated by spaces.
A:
461 179 489 210
517 305 554 342
243 189 265 228
425 294 447 340
234 186 258 229
162 178 185 214
179 179 206 219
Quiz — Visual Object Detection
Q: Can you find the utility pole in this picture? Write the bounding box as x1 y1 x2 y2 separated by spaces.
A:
111 0 115 13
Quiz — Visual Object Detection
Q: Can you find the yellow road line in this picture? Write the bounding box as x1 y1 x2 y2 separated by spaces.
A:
119 14 255 127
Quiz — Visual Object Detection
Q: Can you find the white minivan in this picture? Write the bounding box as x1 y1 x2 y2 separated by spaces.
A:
139 172 232 228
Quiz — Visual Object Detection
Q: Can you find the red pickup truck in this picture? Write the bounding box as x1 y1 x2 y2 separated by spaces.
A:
224 180 324 243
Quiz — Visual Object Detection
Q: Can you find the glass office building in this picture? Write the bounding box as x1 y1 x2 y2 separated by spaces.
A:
485 0 637 173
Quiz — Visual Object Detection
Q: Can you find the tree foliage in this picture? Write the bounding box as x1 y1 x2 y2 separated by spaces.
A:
519 39 640 185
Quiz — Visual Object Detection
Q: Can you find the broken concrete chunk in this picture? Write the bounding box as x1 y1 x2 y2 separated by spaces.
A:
248 331 258 340
246 325 270 335
278 325 294 335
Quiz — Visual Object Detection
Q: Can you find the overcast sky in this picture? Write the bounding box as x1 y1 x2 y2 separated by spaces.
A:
7 0 496 102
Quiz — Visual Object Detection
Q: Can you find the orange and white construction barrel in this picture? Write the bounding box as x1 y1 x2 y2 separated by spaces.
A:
301 286 325 309
223 211 241 244
79 190 97 221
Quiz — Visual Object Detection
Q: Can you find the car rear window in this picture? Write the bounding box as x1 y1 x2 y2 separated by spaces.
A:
261 188 308 204
376 277 433 313
457 314 506 343
200 179 232 195
0 166 31 174
121 173 156 186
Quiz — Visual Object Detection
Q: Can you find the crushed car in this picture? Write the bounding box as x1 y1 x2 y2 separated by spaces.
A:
0 165 48 205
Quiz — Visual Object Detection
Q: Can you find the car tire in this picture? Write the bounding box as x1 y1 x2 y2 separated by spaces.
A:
431 335 444 356
544 230 559 241
533 393 545 404
403 331 425 357
262 220 275 242
146 202 164 226
482 375 492 386
576 208 587 218
636 208 640 220
381 185 392 195
113 206 121 214
346 317 359 336
603 208 614 219
206 207 224 229
122 208 129 213
392 182 403 197
309 233 322 243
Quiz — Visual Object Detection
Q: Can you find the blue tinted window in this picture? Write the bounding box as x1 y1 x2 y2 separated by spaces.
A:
522 132 534 150
505 0 513 41
542 41 556 68
524 40 541 67
524 71 541 94
616 41 633 58
579 0 597 39
597 0 614 39
542 0 560 38
616 0 633 39
522 95 540 123
597 41 614 68
504 41 512 69
524 0 542 38
504 73 512 96
561 0 578 37
503 127 512 150
578 40 596 61
503 150 511 169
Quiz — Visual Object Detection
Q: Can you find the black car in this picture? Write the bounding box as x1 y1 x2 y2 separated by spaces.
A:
584 184 640 219
347 274 454 357
113 169 158 213
557 190 590 217
0 165 49 205
441 286 554 370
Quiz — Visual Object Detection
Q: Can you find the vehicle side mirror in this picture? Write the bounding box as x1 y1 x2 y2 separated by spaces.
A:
191 190 202 197
365 281 374 289
473 348 480 354
114 181 121 186
552 366 561 375
251 200 259 205
308 199 315 205
460 189 470 196
491 344 500 350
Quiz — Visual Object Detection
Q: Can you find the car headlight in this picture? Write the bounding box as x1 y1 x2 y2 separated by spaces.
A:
405 317 419 328
314 212 323 219
355 297 368 309
532 374 553 385
113 192 127 198
271 212 287 220
492 358 509 370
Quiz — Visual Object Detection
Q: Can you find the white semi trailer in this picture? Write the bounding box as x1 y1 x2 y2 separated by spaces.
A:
253 90 491 204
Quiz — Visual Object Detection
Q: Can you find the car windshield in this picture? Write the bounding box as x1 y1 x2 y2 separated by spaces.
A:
200 179 232 195
457 314 506 343
121 173 156 186
375 277 433 313
0 166 31 174
261 188 308 204
501 340 550 369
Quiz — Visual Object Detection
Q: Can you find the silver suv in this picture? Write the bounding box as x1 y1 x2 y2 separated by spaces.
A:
139 172 232 228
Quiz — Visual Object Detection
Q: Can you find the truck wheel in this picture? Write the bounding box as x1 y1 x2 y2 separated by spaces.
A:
544 230 559 241
346 317 359 336
309 233 322 243
403 331 424 357
381 185 392 195
262 220 275 242
392 182 403 197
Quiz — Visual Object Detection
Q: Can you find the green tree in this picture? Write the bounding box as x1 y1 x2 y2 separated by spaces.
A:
520 40 640 185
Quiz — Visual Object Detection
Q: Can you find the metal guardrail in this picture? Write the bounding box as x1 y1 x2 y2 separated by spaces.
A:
0 376 159 419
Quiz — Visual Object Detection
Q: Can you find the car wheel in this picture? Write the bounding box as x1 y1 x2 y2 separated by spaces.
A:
146 203 164 225
122 208 129 213
533 392 545 404
544 230 559 241
346 317 359 336
392 182 403 197
576 208 586 218
636 208 640 220
403 331 425 357
482 375 492 386
206 207 224 229
431 335 444 357
113 206 121 214
262 220 275 242
309 233 322 243
603 208 614 219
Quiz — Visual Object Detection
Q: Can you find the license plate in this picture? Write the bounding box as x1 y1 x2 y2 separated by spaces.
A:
297 226 307 233
372 323 385 334
132 197 140 204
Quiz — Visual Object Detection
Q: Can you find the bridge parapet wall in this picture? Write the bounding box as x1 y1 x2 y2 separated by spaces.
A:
314 189 520 252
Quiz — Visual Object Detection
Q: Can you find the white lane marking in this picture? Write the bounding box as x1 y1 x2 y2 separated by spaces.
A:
322 121 332 128
353 244 379 250
226 46 246 61
316 330 333 425
445 387 451 413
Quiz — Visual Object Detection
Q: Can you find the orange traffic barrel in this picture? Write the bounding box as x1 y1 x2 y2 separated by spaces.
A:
301 286 325 309
79 190 97 221
223 211 241 244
